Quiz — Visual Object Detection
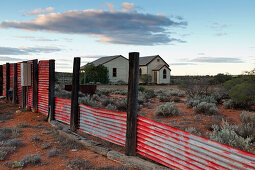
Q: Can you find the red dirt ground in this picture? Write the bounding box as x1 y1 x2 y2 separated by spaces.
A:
0 101 132 170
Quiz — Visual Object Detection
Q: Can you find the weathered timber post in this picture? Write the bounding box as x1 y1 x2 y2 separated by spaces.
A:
21 61 27 108
6 63 10 102
0 65 2 96
125 52 139 156
13 63 18 104
32 59 38 112
48 60 55 121
70 57 80 132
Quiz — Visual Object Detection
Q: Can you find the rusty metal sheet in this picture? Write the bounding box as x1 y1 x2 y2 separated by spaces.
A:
38 60 49 115
27 60 33 108
78 104 127 146
137 116 255 170
17 62 22 105
55 97 71 124
9 64 13 89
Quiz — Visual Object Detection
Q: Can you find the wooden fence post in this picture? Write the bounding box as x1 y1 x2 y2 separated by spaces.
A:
21 61 27 108
48 60 55 121
6 63 10 102
33 59 38 112
70 57 80 132
0 65 2 96
13 63 18 104
125 52 139 156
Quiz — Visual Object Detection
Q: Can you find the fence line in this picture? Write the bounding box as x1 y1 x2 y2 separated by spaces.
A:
1 58 255 170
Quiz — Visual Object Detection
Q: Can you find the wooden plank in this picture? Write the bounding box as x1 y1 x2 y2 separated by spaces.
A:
13 63 18 104
125 52 139 156
32 59 38 112
48 60 55 121
70 57 80 131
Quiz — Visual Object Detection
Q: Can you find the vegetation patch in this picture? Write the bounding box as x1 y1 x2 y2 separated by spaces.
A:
193 102 221 115
155 102 180 117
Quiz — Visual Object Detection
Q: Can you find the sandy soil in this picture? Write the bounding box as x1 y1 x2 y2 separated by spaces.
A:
0 100 131 170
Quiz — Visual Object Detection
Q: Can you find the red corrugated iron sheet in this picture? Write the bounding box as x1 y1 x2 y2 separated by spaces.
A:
55 97 71 124
17 62 22 105
27 60 33 108
2 64 6 97
9 64 13 89
78 104 127 146
137 116 255 169
38 60 49 115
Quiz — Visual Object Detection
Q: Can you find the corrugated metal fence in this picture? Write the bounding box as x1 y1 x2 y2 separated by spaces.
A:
17 62 22 105
38 60 49 115
2 64 6 97
79 104 127 146
55 97 71 124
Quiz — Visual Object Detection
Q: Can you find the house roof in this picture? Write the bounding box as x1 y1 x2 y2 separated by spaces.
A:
81 55 127 69
139 55 169 67
152 64 171 71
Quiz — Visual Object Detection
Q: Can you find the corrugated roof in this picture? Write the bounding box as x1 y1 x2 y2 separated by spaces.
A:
139 55 158 66
152 64 171 71
91 55 122 66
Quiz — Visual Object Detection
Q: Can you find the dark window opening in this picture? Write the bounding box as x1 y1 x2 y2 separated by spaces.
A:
157 59 160 62
163 69 167 79
113 68 117 77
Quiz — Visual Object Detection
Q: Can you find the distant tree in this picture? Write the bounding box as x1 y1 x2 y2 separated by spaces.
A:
80 63 109 84
210 73 232 84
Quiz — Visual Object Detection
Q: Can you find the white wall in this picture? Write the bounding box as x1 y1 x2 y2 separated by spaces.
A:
147 56 167 81
104 57 129 83
158 66 171 84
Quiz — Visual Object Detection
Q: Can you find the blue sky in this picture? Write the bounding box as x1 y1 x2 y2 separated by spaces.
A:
0 0 254 75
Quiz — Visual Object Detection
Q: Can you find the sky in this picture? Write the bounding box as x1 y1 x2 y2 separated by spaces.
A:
0 0 254 75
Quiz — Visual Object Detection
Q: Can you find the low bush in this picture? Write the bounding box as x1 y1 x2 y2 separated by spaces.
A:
223 99 234 109
0 147 16 160
186 95 217 108
159 95 171 102
193 102 221 115
102 98 115 107
140 74 152 84
41 142 51 149
185 127 201 136
171 96 181 102
66 159 95 169
3 138 25 147
79 95 97 107
138 92 147 104
105 104 117 111
155 102 180 117
47 148 60 157
209 121 254 153
240 111 255 125
116 98 127 112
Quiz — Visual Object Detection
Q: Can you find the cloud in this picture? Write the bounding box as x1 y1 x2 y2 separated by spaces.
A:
0 46 61 55
24 7 55 16
0 56 23 61
15 36 57 41
171 62 197 65
215 33 227 37
190 57 243 63
122 2 135 12
0 4 187 45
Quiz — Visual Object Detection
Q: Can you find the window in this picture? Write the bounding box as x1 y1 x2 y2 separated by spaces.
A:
139 68 142 75
163 69 167 79
113 68 117 77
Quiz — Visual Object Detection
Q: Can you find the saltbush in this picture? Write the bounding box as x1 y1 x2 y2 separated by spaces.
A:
193 102 221 115
223 99 234 109
105 104 117 111
155 102 180 117
185 127 201 136
240 111 255 124
186 95 217 108
209 121 254 153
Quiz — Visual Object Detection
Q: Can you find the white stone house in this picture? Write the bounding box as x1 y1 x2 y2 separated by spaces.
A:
139 55 171 84
82 55 129 83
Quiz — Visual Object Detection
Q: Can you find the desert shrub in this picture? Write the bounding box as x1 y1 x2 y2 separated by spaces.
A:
171 96 181 102
0 147 16 160
155 102 180 117
96 88 112 96
185 127 201 136
116 98 127 112
6 154 42 168
138 86 146 92
169 89 180 96
145 89 155 99
240 111 255 124
79 95 97 107
210 73 232 84
186 95 217 108
140 74 152 84
193 102 221 115
2 138 25 147
159 95 171 102
66 159 95 169
55 88 72 99
177 91 185 97
31 135 42 143
47 148 60 157
105 104 117 111
235 123 255 138
102 98 115 107
212 87 229 104
223 99 234 109
53 133 83 150
112 89 127 95
209 121 254 153
138 92 147 104
41 142 51 149
114 80 127 85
